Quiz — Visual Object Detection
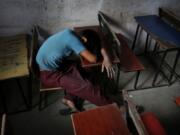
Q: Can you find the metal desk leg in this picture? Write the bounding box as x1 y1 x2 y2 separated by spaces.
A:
28 73 33 109
16 78 29 109
39 92 44 110
116 63 121 85
169 50 180 84
132 25 140 51
1 113 6 135
153 42 158 52
152 50 168 86
0 89 8 113
144 34 149 53
134 71 140 90
39 91 48 111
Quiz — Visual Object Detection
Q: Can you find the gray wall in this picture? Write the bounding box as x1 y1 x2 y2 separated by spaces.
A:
0 0 180 40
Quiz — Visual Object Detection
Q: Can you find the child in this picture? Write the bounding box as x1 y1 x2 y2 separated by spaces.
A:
36 28 116 113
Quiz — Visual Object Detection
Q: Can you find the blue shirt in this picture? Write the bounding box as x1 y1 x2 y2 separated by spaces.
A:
36 29 86 71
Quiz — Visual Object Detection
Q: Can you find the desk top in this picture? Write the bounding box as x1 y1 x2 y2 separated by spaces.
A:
74 26 120 67
71 104 130 135
0 35 28 80
135 15 180 48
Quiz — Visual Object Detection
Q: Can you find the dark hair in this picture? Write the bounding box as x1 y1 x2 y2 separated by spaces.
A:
80 29 102 60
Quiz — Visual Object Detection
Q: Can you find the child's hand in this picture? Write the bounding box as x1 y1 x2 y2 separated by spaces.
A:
101 58 115 79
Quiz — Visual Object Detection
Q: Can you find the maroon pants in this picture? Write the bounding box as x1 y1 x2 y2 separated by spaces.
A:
40 64 112 106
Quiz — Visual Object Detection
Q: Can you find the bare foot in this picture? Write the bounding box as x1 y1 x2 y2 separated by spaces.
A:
62 98 79 112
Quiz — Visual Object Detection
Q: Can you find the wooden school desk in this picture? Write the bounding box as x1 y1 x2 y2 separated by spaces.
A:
0 34 31 113
132 14 180 86
74 25 144 89
71 104 130 135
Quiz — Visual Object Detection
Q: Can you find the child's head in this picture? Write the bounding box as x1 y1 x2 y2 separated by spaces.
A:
80 29 102 60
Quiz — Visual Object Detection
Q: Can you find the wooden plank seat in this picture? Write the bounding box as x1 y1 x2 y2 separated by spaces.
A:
117 33 145 72
116 33 145 89
40 83 63 92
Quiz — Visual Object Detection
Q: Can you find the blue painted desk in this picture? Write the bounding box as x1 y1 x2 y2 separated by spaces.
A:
135 15 180 48
132 15 180 86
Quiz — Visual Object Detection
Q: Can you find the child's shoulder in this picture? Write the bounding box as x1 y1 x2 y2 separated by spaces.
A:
64 28 73 34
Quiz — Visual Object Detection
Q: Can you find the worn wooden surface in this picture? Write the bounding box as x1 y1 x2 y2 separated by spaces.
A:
117 33 144 72
0 35 28 80
71 104 130 135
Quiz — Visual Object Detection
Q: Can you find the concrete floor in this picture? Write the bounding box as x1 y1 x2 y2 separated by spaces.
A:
0 54 180 135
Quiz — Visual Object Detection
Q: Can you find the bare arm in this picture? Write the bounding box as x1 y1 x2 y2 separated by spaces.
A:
80 49 97 63
101 48 111 63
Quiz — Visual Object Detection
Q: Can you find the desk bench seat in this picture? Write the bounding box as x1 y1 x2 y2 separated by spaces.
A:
40 83 64 92
116 33 145 89
116 33 145 72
